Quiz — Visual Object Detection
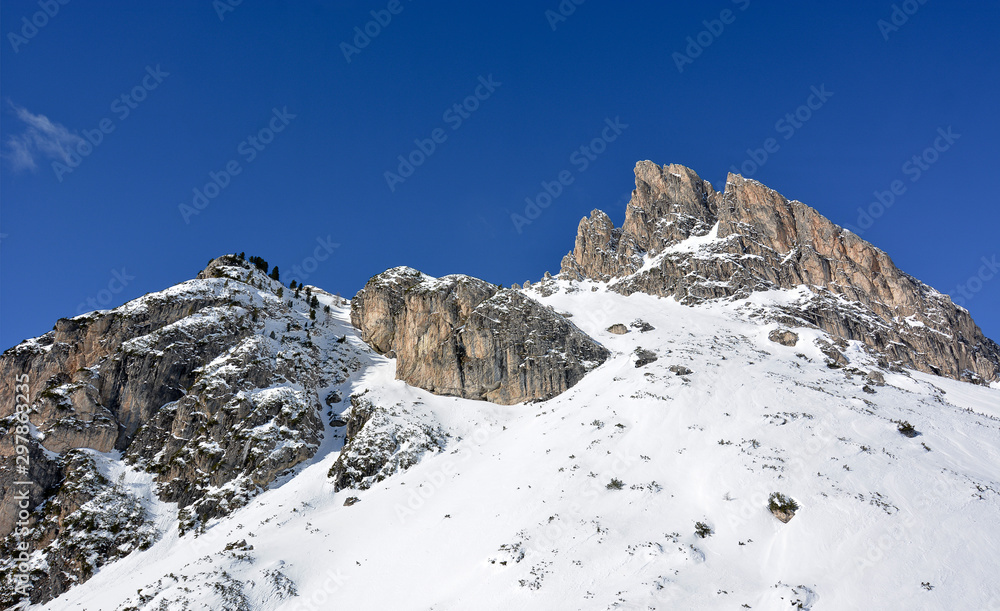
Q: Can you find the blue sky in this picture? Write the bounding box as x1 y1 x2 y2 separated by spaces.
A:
1 0 998 350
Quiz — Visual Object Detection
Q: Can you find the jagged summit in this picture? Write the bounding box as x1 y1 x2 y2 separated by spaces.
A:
558 161 1000 384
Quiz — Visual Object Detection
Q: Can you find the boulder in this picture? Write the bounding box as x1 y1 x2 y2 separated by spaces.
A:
351 269 610 404
769 329 799 347
634 348 658 367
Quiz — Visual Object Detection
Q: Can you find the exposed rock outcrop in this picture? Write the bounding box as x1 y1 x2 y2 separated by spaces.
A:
559 161 1000 384
328 392 445 492
560 163 721 281
352 268 610 404
769 329 800 347
0 450 158 604
634 349 658 368
0 255 358 606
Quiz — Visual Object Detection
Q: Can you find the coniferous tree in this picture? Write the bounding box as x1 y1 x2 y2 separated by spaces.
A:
270 266 280 281
310 308 316 320
289 280 297 290
310 295 319 309
277 287 284 298
248 255 269 272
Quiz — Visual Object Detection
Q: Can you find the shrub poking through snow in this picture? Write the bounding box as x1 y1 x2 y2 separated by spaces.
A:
896 420 918 438
694 521 713 538
768 492 799 523
606 478 624 490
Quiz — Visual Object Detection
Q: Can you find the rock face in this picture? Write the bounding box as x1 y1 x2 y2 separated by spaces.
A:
0 255 359 606
559 161 1000 384
352 268 610 404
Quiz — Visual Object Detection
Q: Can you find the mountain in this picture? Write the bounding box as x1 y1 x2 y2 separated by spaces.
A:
560 161 1000 385
1 162 999 610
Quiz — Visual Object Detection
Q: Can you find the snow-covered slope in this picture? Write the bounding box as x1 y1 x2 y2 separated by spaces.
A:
38 279 1000 611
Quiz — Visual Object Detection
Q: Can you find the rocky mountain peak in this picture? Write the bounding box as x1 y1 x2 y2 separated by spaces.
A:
559 161 1000 384
0 255 362 604
561 161 723 282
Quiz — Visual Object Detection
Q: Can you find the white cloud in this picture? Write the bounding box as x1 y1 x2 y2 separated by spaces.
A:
3 102 85 172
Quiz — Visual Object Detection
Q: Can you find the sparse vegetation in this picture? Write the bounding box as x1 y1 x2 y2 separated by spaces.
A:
694 521 713 538
606 478 624 490
247 255 269 273
768 492 799 514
